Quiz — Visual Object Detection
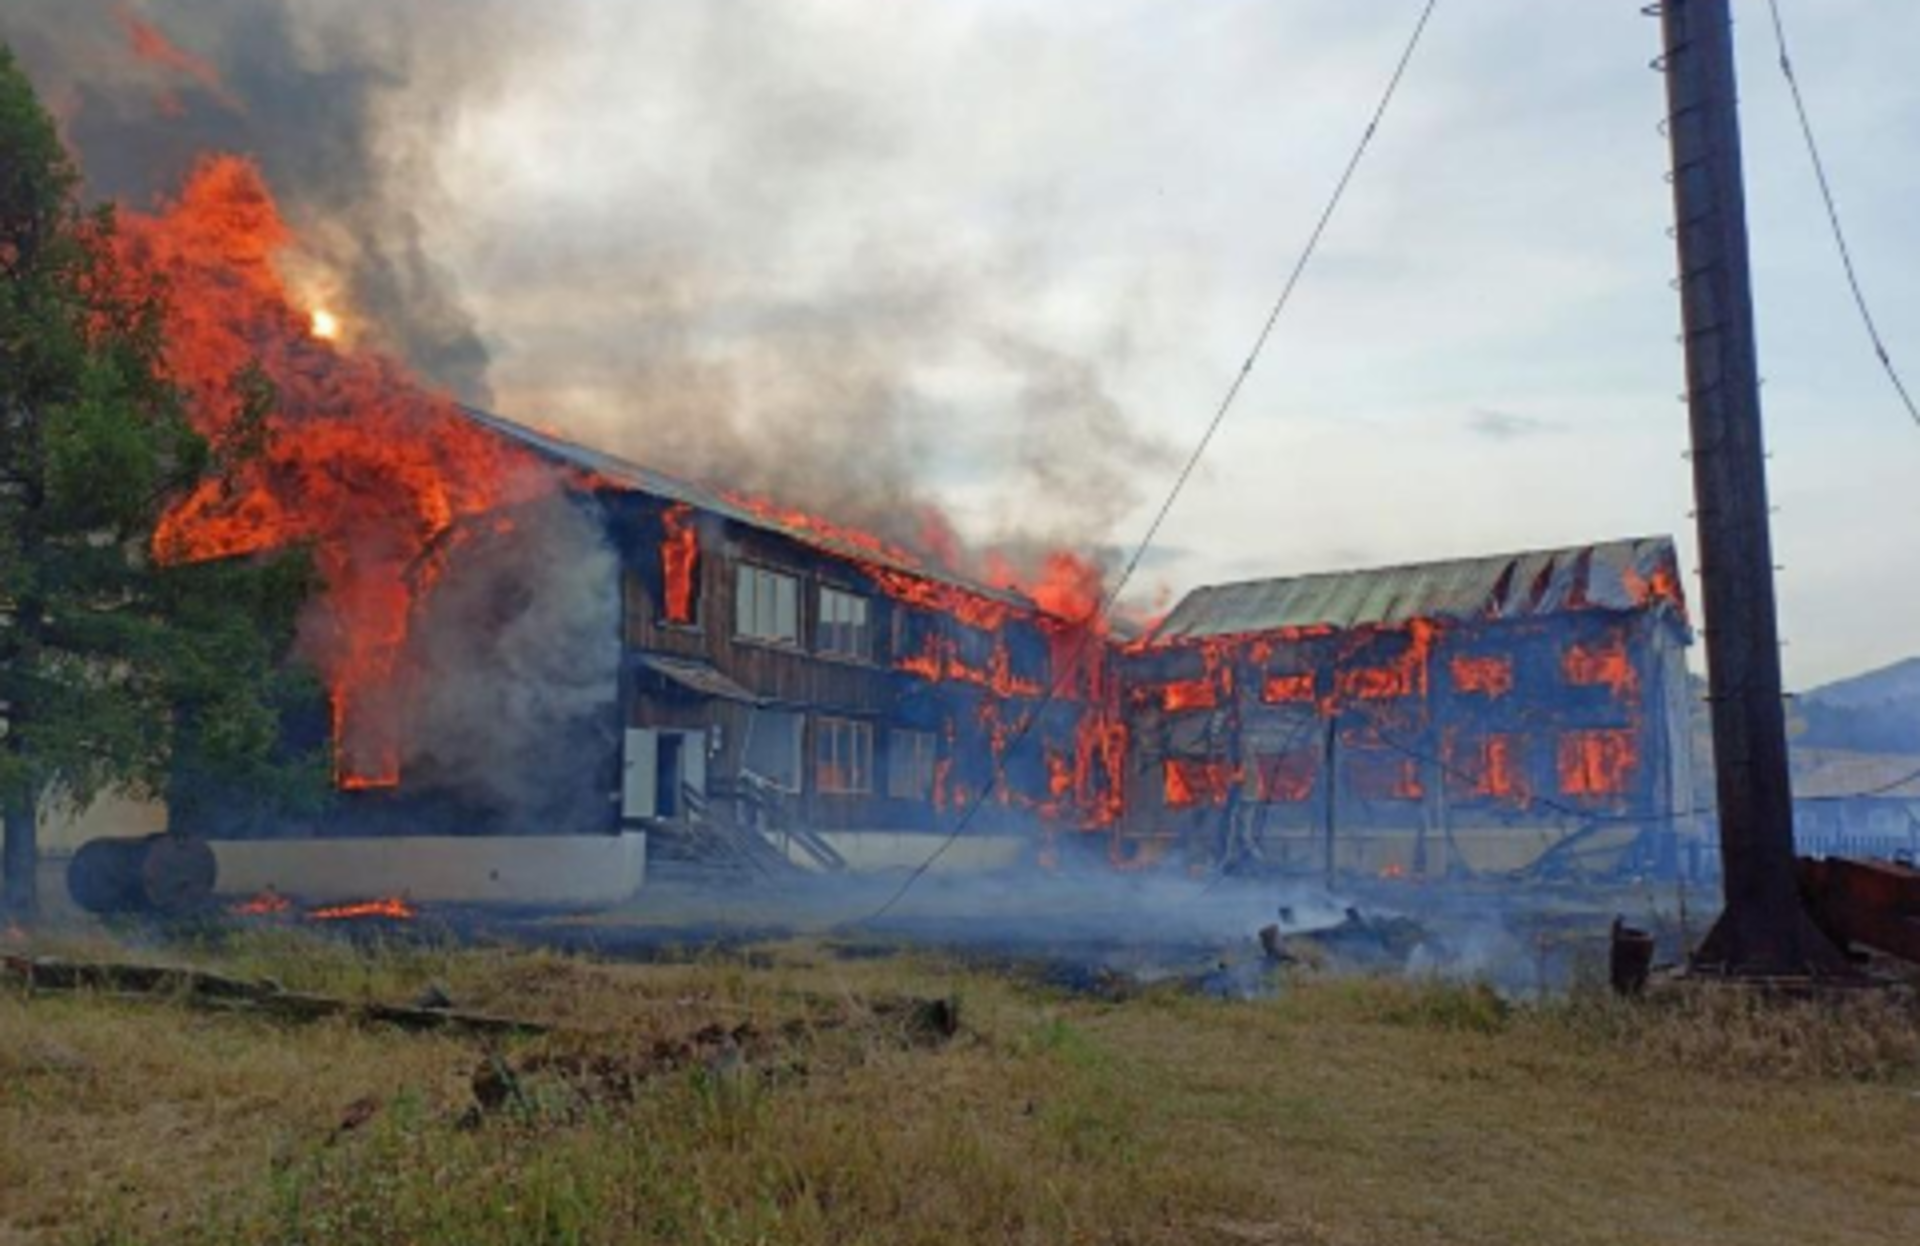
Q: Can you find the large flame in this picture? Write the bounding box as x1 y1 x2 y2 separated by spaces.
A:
123 155 558 788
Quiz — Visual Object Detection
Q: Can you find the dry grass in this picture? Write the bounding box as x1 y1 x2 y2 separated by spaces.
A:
4 931 1920 1246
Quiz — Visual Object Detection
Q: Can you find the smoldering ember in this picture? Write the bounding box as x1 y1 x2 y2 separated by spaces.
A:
5 5 1920 1245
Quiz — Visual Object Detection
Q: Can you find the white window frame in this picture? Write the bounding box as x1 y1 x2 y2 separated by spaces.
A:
815 716 874 795
735 563 800 646
887 728 939 801
816 585 872 661
742 709 804 793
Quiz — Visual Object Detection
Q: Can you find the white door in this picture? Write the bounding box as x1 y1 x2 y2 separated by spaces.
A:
622 729 659 820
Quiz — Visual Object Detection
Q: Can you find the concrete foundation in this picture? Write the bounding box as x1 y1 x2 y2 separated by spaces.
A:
212 833 649 909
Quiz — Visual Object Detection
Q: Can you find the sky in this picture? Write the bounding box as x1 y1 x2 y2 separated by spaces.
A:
7 0 1917 690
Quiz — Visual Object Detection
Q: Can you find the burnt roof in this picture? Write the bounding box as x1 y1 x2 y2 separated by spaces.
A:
458 406 1033 610
1149 536 1688 643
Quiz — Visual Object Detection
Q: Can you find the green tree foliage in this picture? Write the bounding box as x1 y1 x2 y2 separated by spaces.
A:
0 44 322 916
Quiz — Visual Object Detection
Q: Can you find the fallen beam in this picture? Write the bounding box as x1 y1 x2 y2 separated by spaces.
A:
1 955 547 1037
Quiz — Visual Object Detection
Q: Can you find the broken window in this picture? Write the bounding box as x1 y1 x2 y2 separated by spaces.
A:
1253 751 1317 803
1163 758 1234 808
736 564 799 645
1563 632 1636 697
743 709 803 792
816 585 872 659
1447 733 1529 802
1345 749 1423 801
1557 729 1637 796
1261 671 1316 704
1449 654 1513 698
887 728 939 801
659 503 699 625
816 716 874 794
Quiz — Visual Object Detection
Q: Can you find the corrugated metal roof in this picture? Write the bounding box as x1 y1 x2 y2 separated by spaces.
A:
631 653 762 704
1150 537 1687 643
459 406 1030 608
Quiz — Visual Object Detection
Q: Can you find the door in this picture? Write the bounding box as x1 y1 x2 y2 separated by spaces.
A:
623 729 659 820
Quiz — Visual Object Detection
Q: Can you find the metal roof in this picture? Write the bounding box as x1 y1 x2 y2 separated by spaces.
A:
459 406 1031 608
631 653 762 704
1150 537 1687 643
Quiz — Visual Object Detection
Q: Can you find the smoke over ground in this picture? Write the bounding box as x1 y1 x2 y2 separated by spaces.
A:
5 0 1172 567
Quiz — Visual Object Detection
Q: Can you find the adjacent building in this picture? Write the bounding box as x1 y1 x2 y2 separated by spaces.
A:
1112 539 1697 878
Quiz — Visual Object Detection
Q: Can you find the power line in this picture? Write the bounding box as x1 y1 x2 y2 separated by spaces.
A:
1764 0 1920 427
855 0 1444 925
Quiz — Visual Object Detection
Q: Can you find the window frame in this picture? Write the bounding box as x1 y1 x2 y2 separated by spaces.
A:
815 716 875 795
742 708 804 793
816 584 873 661
734 562 801 647
887 728 939 801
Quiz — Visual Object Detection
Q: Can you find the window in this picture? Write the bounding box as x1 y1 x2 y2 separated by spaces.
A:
1346 749 1424 801
816 717 874 794
1447 734 1529 802
817 586 872 659
735 564 799 644
659 503 700 625
888 729 939 800
1449 654 1513 698
1557 730 1637 796
1253 751 1317 803
1164 758 1233 808
743 709 803 792
1563 633 1637 696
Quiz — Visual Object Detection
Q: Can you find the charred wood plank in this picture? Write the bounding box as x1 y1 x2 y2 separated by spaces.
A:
2 955 546 1036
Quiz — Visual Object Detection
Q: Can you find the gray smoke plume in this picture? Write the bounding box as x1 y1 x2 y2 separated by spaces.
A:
2 0 1171 568
1 0 537 403
398 494 621 829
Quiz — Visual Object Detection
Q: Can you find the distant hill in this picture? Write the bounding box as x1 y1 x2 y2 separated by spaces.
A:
1795 657 1920 755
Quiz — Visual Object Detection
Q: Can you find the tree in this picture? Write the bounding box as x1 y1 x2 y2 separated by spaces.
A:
0 45 320 920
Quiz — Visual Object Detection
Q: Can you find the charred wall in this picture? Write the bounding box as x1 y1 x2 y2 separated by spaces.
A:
1115 609 1694 877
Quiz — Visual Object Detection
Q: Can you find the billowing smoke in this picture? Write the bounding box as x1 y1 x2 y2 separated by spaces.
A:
398 494 622 829
2 0 1170 568
0 0 551 403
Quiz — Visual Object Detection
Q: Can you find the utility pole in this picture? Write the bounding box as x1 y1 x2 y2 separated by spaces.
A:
1655 0 1846 975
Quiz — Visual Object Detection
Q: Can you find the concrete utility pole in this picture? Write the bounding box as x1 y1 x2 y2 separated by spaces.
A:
1655 0 1846 975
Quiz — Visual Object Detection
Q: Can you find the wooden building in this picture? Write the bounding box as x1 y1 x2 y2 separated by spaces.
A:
1112 539 1696 878
458 410 1120 874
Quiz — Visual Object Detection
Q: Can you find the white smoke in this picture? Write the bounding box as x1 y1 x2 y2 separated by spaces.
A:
398 493 621 830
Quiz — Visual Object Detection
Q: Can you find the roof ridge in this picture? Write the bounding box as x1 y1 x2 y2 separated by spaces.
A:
1186 535 1675 597
455 405 1044 613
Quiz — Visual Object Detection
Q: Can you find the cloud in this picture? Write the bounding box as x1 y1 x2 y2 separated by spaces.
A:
1465 408 1563 441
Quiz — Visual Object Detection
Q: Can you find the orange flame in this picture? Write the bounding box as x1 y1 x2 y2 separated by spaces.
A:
1448 654 1513 698
1562 632 1637 698
306 895 418 922
660 503 699 624
116 5 242 112
1557 729 1638 797
123 156 556 788
229 888 293 916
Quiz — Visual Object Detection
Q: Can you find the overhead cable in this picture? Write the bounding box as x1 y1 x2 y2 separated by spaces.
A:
856 0 1444 924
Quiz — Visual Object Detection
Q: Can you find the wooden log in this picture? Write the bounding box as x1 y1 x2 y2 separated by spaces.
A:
2 955 546 1036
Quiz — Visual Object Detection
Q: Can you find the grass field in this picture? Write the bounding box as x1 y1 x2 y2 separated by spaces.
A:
4 928 1919 1246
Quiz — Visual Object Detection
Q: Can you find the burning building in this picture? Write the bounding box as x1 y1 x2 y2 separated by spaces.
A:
143 396 1698 909
163 404 1129 906
54 147 1697 912
1111 539 1696 879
